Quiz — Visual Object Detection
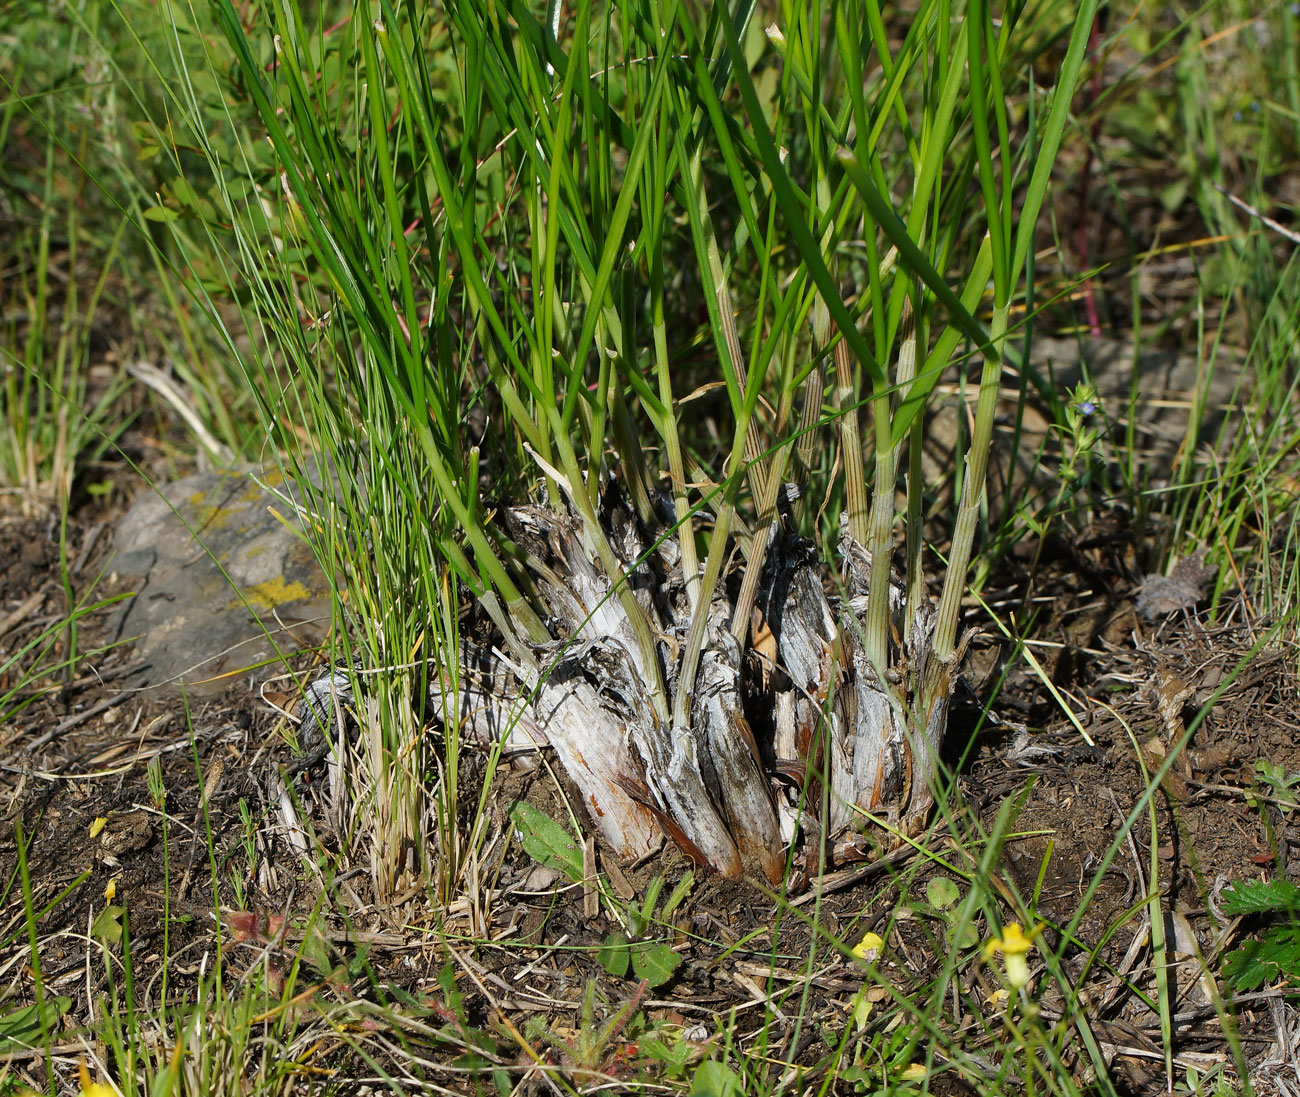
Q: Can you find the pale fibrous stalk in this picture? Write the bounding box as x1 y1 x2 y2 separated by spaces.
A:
835 338 871 553
902 305 927 642
933 302 1009 661
686 147 770 511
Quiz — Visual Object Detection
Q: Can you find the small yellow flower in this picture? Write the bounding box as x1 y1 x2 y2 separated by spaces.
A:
851 931 884 961
982 922 1041 990
78 1058 117 1097
104 878 116 902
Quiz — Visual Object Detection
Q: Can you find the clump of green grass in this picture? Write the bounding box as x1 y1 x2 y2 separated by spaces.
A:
5 0 1300 1093
124 0 1100 894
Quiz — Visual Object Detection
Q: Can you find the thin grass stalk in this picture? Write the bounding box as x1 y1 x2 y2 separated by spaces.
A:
831 15 886 588
609 384 655 526
834 339 871 552
890 299 918 472
1142 753 1175 1087
728 441 791 647
859 296 915 663
860 305 909 678
527 13 576 500
685 148 770 509
932 302 1008 660
903 309 928 638
832 23 904 670
670 498 736 731
726 192 799 647
796 333 826 479
430 570 465 901
649 239 702 612
925 0 1029 660
670 381 759 734
795 104 841 477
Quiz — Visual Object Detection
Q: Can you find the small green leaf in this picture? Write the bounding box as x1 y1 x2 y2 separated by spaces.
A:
143 205 181 223
691 1059 742 1097
631 941 680 989
437 963 466 1024
1224 926 1300 992
297 925 335 972
948 922 979 950
598 932 631 977
1159 178 1188 212
926 877 960 911
171 176 199 207
641 875 665 925
508 801 583 882
641 1035 691 1077
661 872 694 918
91 905 125 943
627 904 647 937
1220 878 1300 916
0 996 71 1052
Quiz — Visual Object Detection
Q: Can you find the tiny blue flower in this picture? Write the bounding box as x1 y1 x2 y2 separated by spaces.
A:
1250 101 1261 112
1078 400 1096 417
1233 111 1243 122
1292 3 1299 15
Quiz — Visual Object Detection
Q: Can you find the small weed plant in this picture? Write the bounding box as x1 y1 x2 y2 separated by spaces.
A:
1220 877 1300 993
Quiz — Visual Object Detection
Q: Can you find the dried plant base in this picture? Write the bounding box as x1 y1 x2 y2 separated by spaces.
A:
759 524 959 868
299 497 957 887
500 503 782 882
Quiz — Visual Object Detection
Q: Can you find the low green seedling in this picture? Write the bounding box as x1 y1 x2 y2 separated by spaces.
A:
690 1060 743 1097
1220 877 1300 992
640 1030 695 1078
92 905 126 944
1173 1063 1237 1097
837 1023 927 1095
528 977 648 1081
508 801 583 882
598 873 691 988
924 876 979 949
507 800 688 989
146 755 166 810
1247 760 1300 815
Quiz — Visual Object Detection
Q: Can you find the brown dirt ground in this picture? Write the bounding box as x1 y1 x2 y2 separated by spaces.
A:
3 484 1298 1095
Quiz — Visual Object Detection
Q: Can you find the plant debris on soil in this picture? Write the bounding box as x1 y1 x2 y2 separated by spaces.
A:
3 473 1298 1093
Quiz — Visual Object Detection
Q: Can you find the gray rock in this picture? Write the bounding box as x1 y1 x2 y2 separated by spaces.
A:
108 465 333 697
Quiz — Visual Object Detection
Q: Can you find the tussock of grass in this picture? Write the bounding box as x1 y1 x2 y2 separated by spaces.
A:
1 0 1298 1094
